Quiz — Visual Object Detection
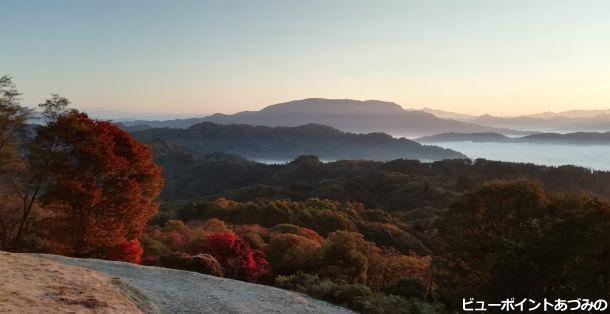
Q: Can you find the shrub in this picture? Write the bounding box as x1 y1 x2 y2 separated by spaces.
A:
203 231 269 281
265 233 321 275
275 272 444 314
187 253 225 276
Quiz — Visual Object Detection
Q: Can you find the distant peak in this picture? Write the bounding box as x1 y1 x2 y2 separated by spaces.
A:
259 98 405 114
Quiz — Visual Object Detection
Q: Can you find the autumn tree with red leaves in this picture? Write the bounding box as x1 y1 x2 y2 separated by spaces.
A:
202 231 269 281
31 100 163 259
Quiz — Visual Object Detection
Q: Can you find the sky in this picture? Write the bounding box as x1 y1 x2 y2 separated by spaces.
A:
2 0 610 118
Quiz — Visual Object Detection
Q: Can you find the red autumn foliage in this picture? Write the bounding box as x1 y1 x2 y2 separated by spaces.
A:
109 239 144 264
241 249 270 280
202 231 269 281
33 111 163 258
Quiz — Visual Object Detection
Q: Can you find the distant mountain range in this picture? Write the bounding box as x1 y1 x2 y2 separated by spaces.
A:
471 114 610 132
419 108 610 132
121 98 526 137
416 132 514 143
131 122 467 162
417 107 478 121
416 131 610 145
420 108 610 120
521 109 610 119
118 98 610 135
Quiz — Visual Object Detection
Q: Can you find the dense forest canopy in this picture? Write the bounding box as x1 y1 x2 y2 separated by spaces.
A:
149 181 610 313
149 140 610 212
149 140 610 312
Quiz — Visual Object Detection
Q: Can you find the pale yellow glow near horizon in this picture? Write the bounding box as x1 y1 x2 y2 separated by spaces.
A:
4 1 610 118
55 64 610 118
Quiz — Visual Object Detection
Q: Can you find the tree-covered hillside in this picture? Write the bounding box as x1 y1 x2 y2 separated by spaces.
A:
132 122 466 162
151 142 610 213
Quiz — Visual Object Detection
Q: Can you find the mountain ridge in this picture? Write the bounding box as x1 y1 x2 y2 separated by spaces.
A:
419 108 610 132
121 98 526 136
201 98 528 136
132 122 467 162
118 98 610 134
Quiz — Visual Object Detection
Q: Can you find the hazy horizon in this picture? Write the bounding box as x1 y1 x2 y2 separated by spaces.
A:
3 0 610 117
49 98 610 121
431 141 610 171
90 100 610 121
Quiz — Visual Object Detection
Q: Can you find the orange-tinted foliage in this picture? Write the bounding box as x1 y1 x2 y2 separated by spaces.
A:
297 227 324 243
34 111 163 259
109 239 144 264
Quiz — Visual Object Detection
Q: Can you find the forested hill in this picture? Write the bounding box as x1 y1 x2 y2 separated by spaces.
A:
132 122 466 162
522 131 610 144
150 144 610 211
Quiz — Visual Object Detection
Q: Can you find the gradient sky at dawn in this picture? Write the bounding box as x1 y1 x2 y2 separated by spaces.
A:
2 0 610 118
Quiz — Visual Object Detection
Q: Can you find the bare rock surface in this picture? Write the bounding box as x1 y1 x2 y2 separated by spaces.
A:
37 254 354 314
0 251 149 313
